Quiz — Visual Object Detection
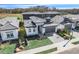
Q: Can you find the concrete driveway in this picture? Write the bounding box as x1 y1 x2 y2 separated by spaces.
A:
70 31 79 42
48 33 65 43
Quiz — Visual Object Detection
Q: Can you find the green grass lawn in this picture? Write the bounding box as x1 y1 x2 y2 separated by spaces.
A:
25 38 53 50
0 43 16 54
0 38 52 54
72 41 79 45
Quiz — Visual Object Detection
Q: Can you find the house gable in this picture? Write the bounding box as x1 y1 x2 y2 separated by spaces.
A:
0 21 18 31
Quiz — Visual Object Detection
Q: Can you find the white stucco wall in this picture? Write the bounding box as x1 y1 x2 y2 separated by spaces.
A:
42 27 45 34
72 23 76 29
25 27 38 36
0 29 18 41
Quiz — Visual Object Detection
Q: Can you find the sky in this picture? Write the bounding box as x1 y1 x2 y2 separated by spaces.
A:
0 4 79 9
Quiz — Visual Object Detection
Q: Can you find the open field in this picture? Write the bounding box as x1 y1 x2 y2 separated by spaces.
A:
0 14 23 20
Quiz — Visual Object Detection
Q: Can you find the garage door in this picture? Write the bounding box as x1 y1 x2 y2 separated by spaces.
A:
45 26 56 33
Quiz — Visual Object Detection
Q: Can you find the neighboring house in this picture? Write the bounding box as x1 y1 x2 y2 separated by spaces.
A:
22 11 61 19
63 14 79 29
0 17 19 41
22 12 79 36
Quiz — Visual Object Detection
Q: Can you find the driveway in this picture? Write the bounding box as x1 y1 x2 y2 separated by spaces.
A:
70 31 79 42
48 33 65 43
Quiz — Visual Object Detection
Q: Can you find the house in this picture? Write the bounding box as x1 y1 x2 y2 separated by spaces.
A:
22 12 63 36
63 14 79 29
0 17 19 41
23 12 79 37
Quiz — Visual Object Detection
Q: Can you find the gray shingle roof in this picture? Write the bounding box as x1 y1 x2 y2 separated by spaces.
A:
0 21 18 31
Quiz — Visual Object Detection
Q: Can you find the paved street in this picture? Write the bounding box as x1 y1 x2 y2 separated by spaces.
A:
50 44 79 54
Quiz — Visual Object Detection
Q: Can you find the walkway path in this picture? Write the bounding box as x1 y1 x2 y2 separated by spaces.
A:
48 33 65 43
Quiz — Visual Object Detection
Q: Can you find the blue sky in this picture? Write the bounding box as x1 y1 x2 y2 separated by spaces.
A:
0 4 79 9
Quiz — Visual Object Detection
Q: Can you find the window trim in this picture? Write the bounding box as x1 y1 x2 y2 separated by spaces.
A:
29 28 31 32
6 31 14 38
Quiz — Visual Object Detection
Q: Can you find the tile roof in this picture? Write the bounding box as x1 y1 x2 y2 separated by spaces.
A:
51 15 64 24
0 17 19 28
24 20 36 27
0 21 18 31
29 16 46 23
63 14 79 22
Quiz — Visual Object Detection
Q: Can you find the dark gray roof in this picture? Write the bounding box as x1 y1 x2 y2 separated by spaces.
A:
43 23 57 27
22 12 41 14
22 11 61 15
0 21 18 31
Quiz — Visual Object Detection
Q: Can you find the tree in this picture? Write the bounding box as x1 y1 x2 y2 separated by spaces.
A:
18 21 27 47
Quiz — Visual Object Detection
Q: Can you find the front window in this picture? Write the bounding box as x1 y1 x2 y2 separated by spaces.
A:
6 32 14 38
29 28 31 32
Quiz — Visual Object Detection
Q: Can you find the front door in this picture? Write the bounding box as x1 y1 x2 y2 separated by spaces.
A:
38 26 41 33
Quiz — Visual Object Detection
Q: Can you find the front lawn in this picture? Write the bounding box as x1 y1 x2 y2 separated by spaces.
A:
0 43 16 54
25 38 53 50
72 41 79 45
